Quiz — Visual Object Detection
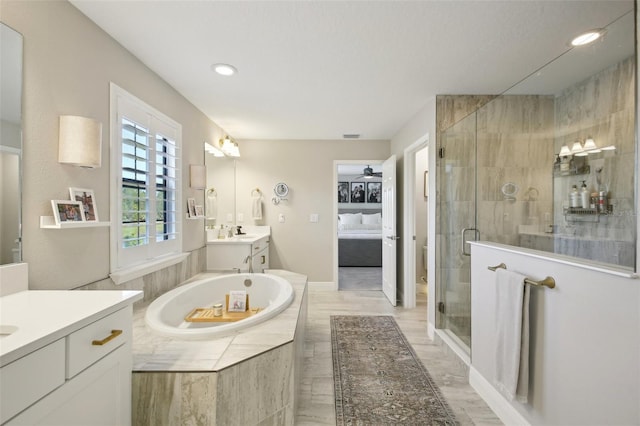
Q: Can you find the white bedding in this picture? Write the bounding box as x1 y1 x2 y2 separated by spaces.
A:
338 229 382 239
337 211 382 239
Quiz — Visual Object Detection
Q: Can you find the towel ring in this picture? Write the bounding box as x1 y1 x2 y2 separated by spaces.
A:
207 188 217 196
252 188 262 197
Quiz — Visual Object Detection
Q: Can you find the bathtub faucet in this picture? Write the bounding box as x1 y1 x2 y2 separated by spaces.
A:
244 256 253 273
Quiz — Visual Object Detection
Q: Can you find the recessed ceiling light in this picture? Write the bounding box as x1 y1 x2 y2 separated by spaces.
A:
212 63 237 76
570 29 606 47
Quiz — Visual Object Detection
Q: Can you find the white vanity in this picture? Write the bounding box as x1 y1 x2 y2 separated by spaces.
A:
0 287 142 425
206 226 270 272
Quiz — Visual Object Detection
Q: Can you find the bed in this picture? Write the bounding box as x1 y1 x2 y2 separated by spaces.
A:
338 210 382 267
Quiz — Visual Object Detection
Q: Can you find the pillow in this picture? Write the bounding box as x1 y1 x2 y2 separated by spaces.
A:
338 213 362 225
362 213 381 225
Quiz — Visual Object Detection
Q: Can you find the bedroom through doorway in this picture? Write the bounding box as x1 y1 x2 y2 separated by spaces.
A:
335 162 384 291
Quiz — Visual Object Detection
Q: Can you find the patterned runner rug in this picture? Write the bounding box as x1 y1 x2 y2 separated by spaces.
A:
331 315 458 425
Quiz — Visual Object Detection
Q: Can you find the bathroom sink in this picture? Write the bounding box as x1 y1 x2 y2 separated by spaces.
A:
233 235 257 240
0 325 18 338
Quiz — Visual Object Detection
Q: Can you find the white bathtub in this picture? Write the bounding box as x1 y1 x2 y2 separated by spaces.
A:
145 273 295 339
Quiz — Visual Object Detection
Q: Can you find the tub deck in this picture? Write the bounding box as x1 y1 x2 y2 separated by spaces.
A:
131 269 307 372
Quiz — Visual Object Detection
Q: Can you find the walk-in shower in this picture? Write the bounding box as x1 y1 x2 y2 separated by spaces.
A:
435 10 636 353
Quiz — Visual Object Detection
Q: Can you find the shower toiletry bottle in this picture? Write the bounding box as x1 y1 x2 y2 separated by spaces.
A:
560 156 570 174
570 185 580 208
580 181 589 209
598 191 608 214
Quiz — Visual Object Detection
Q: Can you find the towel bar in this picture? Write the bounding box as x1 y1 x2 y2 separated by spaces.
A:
488 263 556 289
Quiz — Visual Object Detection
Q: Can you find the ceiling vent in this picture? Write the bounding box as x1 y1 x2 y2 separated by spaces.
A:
343 134 361 139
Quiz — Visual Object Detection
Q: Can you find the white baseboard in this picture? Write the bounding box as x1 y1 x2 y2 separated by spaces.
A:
469 366 530 426
427 321 435 340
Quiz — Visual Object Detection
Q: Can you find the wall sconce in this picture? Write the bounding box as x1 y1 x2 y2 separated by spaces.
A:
559 137 615 158
58 115 102 168
204 141 224 157
582 137 600 153
219 136 240 157
189 164 207 190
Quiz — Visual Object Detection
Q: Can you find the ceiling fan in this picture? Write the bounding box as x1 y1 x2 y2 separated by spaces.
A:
356 165 383 179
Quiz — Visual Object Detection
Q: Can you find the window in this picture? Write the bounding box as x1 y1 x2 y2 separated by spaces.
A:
110 84 182 273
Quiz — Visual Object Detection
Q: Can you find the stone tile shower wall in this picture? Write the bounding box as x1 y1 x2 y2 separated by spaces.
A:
476 95 555 246
436 95 554 343
552 56 635 268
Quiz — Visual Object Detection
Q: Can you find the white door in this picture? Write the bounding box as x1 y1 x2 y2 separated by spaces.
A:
382 155 397 306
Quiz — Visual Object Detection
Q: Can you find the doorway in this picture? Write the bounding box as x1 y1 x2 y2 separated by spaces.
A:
402 134 429 309
333 158 397 307
334 161 384 291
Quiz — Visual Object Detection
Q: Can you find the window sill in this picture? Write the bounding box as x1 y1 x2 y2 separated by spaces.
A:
110 252 189 285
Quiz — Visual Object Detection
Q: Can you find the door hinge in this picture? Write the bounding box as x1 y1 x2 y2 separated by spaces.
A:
438 301 445 313
438 147 445 158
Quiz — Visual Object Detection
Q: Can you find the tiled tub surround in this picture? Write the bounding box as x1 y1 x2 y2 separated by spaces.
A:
131 270 308 425
79 247 206 304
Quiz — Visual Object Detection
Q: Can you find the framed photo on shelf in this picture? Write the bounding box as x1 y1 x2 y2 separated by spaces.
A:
228 290 247 312
338 181 349 203
69 187 98 221
51 200 85 224
366 182 382 203
187 198 197 217
194 205 204 217
350 182 365 203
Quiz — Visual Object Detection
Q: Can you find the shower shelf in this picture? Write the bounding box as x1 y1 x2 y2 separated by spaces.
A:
563 206 612 223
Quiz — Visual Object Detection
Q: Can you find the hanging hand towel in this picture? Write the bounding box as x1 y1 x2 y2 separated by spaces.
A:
206 191 217 220
252 194 263 220
494 268 531 403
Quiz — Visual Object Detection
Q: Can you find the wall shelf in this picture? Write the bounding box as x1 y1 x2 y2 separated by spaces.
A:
186 215 205 220
563 206 611 223
40 216 111 229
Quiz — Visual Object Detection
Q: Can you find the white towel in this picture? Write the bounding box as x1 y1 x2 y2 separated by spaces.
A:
206 192 217 220
252 194 262 220
494 268 531 403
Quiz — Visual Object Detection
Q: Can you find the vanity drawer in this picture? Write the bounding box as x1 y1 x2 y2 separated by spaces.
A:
252 236 270 253
0 338 66 424
66 306 131 379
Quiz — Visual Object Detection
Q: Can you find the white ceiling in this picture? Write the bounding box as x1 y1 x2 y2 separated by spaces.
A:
70 0 632 141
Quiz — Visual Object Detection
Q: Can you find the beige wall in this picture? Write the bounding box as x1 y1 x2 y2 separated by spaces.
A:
227 139 389 281
2 0 222 289
390 97 436 311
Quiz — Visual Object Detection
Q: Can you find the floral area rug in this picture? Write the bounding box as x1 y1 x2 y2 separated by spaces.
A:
331 315 459 425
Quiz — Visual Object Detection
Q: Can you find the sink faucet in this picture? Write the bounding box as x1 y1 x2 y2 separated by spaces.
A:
236 225 245 235
244 255 253 273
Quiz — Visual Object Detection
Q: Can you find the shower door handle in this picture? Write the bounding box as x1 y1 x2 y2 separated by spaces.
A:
461 227 479 256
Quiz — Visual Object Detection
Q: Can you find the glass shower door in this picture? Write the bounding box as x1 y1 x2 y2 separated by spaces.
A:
436 112 477 350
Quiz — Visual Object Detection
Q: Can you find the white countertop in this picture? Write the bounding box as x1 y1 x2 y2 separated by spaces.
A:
206 225 270 245
0 290 143 367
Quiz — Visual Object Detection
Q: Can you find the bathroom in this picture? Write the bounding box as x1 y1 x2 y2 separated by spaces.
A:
1 1 639 425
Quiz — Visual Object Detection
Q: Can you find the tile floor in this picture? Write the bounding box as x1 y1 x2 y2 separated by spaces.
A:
295 287 502 425
338 267 382 291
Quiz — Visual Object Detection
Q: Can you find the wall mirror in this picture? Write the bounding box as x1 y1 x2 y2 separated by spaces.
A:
0 22 23 265
204 152 236 226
